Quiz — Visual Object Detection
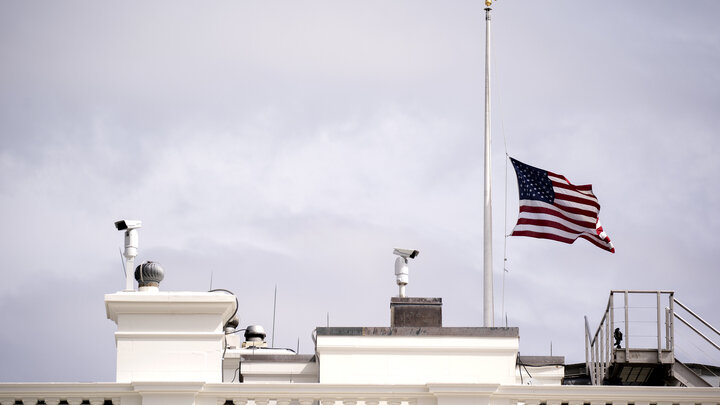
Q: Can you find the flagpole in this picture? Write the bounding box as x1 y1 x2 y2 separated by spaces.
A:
483 1 494 327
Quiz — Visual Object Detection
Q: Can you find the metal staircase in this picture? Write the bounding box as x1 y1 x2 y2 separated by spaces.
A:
585 290 719 387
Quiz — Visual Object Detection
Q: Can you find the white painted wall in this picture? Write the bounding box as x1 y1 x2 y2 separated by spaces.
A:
316 335 519 385
105 291 236 383
515 365 564 386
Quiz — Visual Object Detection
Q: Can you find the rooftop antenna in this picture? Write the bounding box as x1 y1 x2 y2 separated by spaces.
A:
271 284 277 347
393 248 419 298
118 247 126 278
115 219 142 291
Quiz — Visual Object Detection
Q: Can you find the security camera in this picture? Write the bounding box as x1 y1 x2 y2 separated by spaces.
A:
115 219 142 291
115 220 142 231
393 248 419 260
392 248 419 298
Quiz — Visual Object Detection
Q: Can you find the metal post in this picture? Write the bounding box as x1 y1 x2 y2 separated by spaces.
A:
272 284 277 347
598 325 603 382
669 294 675 352
624 291 630 360
584 316 593 385
124 228 139 291
125 256 135 291
482 4 494 327
602 324 607 382
656 291 662 361
665 307 671 350
609 292 614 357
594 337 600 383
606 318 611 370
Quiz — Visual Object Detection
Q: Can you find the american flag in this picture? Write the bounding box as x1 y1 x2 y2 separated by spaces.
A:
510 157 614 253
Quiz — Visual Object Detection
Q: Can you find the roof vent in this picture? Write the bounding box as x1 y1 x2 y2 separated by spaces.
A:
224 315 239 334
134 261 164 292
243 325 268 348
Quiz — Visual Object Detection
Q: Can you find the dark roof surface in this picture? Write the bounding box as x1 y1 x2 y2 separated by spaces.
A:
315 326 519 337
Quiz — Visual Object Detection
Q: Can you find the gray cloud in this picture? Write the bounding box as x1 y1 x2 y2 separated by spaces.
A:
1 0 719 381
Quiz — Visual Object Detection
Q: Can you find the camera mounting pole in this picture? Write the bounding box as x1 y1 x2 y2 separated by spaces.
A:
115 220 142 291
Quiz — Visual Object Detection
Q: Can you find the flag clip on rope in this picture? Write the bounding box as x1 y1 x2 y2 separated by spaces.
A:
509 157 615 253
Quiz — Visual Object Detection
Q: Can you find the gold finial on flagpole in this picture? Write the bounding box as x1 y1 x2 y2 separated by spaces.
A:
485 0 492 6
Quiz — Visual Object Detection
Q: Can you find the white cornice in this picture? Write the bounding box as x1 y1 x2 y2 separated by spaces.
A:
105 291 236 322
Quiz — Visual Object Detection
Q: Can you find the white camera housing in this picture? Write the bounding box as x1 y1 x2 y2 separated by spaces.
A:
392 248 419 297
115 220 142 231
393 248 419 260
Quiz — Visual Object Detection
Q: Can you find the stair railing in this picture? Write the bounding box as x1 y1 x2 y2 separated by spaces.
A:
673 298 720 352
585 290 675 385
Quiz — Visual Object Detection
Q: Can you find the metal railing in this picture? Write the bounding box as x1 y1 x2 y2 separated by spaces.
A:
673 298 720 353
585 290 720 385
585 290 675 385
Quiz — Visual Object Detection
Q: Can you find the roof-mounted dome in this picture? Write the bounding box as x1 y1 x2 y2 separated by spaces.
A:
134 261 164 289
245 325 267 342
225 315 240 330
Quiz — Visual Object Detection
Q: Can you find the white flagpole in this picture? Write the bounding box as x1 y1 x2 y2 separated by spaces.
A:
483 1 495 327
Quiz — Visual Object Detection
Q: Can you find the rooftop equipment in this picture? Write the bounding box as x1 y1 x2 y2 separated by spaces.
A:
243 325 268 348
115 219 142 291
134 261 164 292
392 248 419 298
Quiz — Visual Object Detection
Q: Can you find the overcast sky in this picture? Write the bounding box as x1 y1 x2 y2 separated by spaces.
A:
2 0 720 382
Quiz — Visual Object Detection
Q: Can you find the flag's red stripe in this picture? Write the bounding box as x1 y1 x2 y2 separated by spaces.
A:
516 218 588 236
513 228 615 253
553 185 596 200
551 186 598 204
548 171 593 191
546 171 569 183
519 205 596 228
594 226 614 247
516 218 576 235
579 234 615 253
511 230 575 244
548 200 598 218
579 234 610 250
551 180 595 196
553 191 601 210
